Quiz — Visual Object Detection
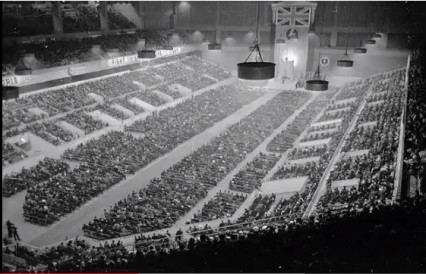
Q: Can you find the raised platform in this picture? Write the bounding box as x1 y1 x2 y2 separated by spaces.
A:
261 176 308 194
311 118 342 128
288 156 321 166
357 121 377 129
296 138 331 148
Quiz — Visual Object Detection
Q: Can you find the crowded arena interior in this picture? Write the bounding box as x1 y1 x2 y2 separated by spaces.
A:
2 1 426 272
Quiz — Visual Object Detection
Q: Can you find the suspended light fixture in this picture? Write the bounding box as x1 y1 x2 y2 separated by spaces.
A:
336 28 354 68
305 4 328 91
354 39 367 54
354 47 367 54
238 1 275 80
208 1 222 51
138 30 156 59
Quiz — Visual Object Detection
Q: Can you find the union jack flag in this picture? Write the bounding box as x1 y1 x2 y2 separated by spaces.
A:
276 6 311 27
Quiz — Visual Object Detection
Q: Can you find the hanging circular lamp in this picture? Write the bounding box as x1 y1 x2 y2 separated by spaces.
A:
238 1 275 80
365 39 376 45
208 43 222 50
354 39 367 54
354 47 367 54
306 79 329 91
238 44 275 80
336 30 354 67
305 2 328 91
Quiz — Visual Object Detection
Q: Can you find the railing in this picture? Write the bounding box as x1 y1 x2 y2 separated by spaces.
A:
392 54 410 201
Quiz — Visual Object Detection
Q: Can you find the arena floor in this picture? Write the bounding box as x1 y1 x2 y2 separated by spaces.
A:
3 79 314 247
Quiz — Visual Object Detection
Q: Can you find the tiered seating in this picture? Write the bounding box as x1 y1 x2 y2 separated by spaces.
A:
403 53 426 195
265 79 377 219
190 191 247 223
317 70 406 213
229 153 281 193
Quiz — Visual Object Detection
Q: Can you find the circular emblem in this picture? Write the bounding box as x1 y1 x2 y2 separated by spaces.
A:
286 29 299 40
320 57 330 66
23 75 31 82
68 67 75 76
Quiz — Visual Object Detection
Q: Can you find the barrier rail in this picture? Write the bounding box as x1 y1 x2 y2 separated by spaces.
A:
393 54 410 200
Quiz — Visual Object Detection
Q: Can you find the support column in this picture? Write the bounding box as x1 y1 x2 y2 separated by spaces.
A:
215 1 221 43
99 2 109 33
52 2 63 35
134 2 144 30
170 1 176 29
330 30 338 47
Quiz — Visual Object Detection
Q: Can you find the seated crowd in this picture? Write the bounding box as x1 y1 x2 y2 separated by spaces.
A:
181 56 232 81
23 162 126 225
155 85 184 100
112 96 145 115
260 79 376 220
2 55 228 137
316 69 406 214
2 158 70 197
229 152 281 193
403 52 426 195
2 142 27 166
21 87 262 226
3 29 192 73
107 10 136 30
81 91 310 239
190 191 248 223
2 51 424 274
65 87 264 173
94 104 131 120
167 73 217 93
267 90 336 153
4 196 424 272
237 194 276 223
287 145 328 160
61 110 109 135
23 121 75 146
